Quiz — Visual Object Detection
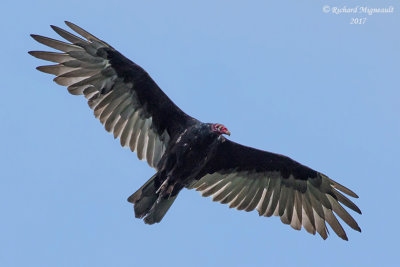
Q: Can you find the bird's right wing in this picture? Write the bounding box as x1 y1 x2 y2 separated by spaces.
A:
29 22 197 169
188 139 361 240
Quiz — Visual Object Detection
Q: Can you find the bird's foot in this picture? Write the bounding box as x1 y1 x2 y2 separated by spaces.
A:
165 185 174 198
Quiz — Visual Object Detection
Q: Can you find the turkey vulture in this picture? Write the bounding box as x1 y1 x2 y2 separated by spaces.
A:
29 22 361 240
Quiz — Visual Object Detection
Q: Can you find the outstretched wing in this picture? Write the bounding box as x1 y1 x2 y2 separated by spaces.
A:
188 139 361 240
29 22 196 169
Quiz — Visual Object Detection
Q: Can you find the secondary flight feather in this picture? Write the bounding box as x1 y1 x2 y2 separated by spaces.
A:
29 21 361 240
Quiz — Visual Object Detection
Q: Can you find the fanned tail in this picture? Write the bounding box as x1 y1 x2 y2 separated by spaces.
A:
128 175 177 224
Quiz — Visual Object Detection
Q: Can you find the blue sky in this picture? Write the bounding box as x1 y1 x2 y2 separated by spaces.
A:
1 0 399 266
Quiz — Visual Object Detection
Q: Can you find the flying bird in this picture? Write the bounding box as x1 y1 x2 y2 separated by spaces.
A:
29 22 361 240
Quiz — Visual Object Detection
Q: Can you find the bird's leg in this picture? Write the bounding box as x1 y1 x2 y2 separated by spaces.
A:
156 177 170 194
156 177 175 199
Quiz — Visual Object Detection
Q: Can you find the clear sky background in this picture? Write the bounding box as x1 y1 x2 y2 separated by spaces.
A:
1 0 399 266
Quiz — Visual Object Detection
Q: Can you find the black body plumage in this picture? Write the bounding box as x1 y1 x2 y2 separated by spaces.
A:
156 124 221 192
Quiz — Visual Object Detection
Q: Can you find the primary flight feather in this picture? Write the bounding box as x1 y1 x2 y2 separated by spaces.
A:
29 21 361 240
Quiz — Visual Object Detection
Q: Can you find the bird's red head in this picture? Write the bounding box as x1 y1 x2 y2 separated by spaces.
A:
211 123 231 136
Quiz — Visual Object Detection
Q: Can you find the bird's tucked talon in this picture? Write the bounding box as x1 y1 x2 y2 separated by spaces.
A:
166 185 174 198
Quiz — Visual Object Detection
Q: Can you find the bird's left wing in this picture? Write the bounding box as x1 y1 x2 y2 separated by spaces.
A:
187 139 361 240
29 22 196 169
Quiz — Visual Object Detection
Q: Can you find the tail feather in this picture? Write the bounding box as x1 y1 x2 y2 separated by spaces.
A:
128 175 177 224
144 195 177 224
128 174 158 218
